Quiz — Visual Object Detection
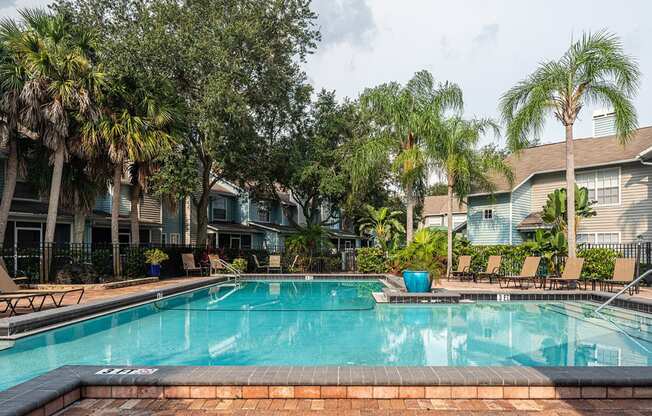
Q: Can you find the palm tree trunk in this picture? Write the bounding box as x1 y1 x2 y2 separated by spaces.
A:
405 182 414 243
0 130 18 246
565 124 576 258
43 142 65 283
72 212 86 244
447 179 454 277
130 182 141 245
111 162 123 277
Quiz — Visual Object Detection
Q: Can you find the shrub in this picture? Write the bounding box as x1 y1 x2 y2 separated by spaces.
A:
232 257 247 273
144 248 169 265
356 247 387 273
577 247 619 279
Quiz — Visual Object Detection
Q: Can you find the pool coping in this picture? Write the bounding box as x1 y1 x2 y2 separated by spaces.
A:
2 365 652 416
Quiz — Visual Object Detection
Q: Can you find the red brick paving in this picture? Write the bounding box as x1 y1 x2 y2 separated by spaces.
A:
57 398 652 415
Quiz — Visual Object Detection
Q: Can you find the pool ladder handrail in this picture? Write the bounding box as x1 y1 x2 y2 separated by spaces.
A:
594 268 652 314
217 258 241 284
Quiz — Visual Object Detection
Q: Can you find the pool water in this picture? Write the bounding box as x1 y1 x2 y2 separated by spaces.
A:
1 280 651 391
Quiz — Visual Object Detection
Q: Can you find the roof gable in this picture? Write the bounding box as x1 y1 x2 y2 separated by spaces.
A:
423 195 467 216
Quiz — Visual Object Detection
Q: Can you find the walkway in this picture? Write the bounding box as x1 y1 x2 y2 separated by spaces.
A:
58 398 652 415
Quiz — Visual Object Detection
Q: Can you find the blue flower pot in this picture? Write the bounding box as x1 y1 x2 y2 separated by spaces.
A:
148 264 161 277
402 270 431 293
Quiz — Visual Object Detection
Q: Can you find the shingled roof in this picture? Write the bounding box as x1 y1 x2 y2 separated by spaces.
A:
476 126 652 195
422 195 467 216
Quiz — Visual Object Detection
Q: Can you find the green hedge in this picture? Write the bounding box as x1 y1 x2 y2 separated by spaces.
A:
356 247 387 273
577 247 619 279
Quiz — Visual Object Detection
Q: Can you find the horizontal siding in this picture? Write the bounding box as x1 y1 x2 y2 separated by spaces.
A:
140 193 161 223
94 193 111 213
511 180 531 244
119 185 130 216
529 162 652 242
162 202 182 235
467 193 511 245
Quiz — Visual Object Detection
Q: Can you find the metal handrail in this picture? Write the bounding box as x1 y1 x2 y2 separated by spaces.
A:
216 258 241 284
594 268 652 314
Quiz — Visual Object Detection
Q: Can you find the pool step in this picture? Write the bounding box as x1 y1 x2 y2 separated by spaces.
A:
554 301 652 329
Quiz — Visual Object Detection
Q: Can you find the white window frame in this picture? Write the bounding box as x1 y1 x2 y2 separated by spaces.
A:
483 209 493 221
257 201 270 223
577 231 621 244
230 235 241 249
575 167 621 207
212 198 228 221
169 233 180 244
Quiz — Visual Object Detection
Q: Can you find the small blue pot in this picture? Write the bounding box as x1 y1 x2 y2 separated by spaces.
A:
148 264 161 277
402 270 431 293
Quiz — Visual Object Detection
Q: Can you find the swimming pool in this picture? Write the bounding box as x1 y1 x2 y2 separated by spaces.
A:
1 279 651 391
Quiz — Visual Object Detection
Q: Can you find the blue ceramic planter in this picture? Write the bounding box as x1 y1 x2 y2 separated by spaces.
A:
147 264 161 277
402 270 431 293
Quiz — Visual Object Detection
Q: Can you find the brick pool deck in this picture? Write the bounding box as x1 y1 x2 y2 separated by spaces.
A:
57 397 652 415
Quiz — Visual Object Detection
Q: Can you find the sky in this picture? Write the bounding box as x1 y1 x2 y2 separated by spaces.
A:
3 0 651 148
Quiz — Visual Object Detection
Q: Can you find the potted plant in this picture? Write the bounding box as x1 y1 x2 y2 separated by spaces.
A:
144 248 169 277
398 229 445 293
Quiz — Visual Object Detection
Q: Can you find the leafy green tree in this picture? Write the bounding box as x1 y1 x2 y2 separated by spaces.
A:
5 9 104 246
501 30 639 257
349 70 463 242
541 185 596 237
56 0 320 246
357 205 405 253
426 116 513 274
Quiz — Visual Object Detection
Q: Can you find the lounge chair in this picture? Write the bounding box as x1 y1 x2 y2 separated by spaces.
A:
268 255 282 273
252 254 268 272
603 258 639 294
0 267 84 315
208 254 225 275
449 255 473 281
546 258 584 290
498 257 541 289
182 253 208 276
475 256 502 283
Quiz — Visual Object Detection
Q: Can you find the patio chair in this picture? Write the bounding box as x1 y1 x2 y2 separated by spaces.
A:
182 253 208 276
0 293 51 316
603 258 639 294
546 258 585 290
252 254 268 272
475 256 502 283
449 255 473 281
0 267 84 311
208 254 225 275
498 257 541 289
268 255 282 273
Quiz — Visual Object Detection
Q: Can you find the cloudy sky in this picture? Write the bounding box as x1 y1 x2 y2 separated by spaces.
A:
3 0 651 147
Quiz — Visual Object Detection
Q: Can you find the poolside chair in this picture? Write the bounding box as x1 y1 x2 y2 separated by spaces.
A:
498 257 541 289
449 255 473 281
603 258 639 294
475 256 502 283
0 267 84 314
208 254 225 275
181 253 208 276
546 258 585 290
252 254 268 272
268 255 282 273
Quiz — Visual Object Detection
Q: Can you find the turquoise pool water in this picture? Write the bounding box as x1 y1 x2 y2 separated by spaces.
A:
1 280 652 391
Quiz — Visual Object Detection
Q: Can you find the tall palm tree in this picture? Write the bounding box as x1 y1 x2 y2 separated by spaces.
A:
349 70 462 242
426 116 513 274
357 204 405 253
500 31 639 257
14 9 104 246
0 18 27 247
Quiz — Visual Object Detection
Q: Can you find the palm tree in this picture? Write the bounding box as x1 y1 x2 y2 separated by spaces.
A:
349 70 463 242
500 31 640 257
357 204 405 253
427 116 513 274
0 18 28 247
14 9 104 247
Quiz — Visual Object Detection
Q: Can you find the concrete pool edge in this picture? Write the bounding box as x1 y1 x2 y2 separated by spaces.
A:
2 365 652 416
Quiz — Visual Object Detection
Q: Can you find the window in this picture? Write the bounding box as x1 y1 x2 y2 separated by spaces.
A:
258 202 270 222
576 168 620 206
242 235 252 249
483 209 493 220
169 233 180 244
230 235 241 249
426 216 443 227
212 198 227 221
161 233 167 244
577 232 619 244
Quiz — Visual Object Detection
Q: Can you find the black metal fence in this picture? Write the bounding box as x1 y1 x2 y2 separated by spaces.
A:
4 243 358 284
583 241 652 276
